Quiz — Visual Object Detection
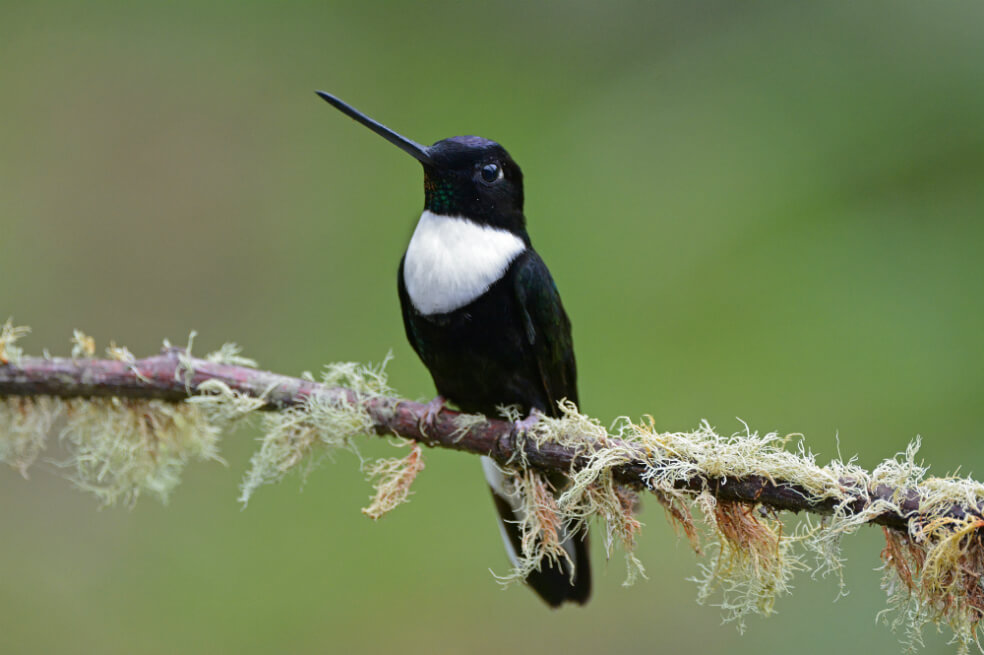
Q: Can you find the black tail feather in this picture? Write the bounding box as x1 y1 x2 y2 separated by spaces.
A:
483 457 591 607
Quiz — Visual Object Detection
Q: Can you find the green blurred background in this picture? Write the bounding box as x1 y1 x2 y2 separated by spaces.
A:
2 1 983 653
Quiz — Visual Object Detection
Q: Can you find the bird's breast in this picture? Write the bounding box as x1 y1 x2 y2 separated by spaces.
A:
403 210 526 315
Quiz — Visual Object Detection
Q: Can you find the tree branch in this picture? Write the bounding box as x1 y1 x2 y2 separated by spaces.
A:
0 349 963 531
5 342 984 648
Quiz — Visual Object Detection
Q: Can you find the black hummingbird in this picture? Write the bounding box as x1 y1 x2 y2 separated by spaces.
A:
317 91 590 606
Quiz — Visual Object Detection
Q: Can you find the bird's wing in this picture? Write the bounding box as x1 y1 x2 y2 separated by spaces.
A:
397 254 425 361
511 250 578 416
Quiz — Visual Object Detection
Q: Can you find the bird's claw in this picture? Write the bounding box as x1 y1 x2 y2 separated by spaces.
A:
513 409 543 437
419 395 447 435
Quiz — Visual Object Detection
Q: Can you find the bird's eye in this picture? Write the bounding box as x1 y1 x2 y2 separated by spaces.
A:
480 162 502 183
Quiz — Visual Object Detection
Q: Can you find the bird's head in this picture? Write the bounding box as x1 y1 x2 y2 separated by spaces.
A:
318 92 526 233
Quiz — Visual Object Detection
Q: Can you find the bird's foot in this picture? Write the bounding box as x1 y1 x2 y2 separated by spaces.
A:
513 408 543 437
419 395 447 435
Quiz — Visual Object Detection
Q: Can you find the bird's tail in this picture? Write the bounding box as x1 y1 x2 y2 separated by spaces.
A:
481 456 591 607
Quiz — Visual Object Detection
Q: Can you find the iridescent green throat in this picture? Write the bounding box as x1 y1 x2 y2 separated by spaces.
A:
424 176 456 215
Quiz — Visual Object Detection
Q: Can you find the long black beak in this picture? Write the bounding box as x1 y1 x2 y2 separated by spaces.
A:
316 91 434 166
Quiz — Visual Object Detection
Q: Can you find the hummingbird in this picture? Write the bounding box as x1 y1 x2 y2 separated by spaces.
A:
317 91 590 607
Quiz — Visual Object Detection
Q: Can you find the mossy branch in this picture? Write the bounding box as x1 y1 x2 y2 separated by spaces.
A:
3 326 984 652
0 348 956 530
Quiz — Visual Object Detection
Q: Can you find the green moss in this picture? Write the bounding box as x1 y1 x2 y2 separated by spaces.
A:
0 318 30 366
70 329 95 358
4 333 984 649
361 441 425 520
1 395 220 506
0 396 58 476
235 359 394 505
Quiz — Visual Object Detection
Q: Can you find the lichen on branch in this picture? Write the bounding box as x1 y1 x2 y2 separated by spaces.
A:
2 323 984 653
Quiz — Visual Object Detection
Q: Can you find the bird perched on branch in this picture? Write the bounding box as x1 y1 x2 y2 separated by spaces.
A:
318 92 589 606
